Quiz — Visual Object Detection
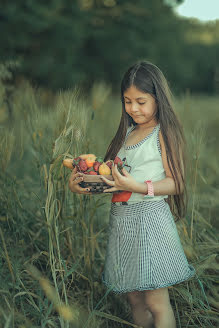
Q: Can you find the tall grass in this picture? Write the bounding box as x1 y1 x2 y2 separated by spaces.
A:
0 76 218 327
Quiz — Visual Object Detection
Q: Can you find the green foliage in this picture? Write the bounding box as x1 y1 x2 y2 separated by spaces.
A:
0 1 218 93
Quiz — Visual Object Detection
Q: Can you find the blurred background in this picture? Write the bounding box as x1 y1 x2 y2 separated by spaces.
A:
0 0 219 94
0 1 219 327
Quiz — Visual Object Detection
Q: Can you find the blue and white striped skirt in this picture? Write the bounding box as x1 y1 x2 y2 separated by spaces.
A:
101 199 196 294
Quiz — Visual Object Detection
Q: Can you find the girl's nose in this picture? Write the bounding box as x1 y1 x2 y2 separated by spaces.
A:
130 104 139 112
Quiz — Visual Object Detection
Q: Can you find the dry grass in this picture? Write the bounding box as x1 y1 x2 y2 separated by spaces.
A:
0 78 218 327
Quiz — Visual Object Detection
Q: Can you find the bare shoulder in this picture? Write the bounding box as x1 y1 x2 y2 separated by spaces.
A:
158 129 173 178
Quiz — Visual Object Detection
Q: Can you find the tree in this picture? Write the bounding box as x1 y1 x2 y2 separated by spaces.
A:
0 0 218 94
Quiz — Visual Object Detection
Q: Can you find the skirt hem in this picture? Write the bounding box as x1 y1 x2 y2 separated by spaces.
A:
101 266 196 294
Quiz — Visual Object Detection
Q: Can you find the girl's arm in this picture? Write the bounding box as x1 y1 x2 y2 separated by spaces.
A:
132 177 177 196
101 130 184 195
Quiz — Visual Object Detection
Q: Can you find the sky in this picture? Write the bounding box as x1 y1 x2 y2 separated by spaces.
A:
175 0 219 21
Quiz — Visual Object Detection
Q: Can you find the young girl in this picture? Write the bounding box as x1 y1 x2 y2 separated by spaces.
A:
68 61 196 328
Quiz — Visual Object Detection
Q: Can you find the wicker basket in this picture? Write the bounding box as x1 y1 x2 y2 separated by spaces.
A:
78 174 115 193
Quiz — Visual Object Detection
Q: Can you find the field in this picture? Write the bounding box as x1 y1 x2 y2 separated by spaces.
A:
0 80 218 328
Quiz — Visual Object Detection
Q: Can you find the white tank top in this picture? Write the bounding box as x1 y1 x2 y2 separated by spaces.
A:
116 123 168 203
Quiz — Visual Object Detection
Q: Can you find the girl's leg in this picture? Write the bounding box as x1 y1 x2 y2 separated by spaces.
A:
125 291 154 328
144 287 176 328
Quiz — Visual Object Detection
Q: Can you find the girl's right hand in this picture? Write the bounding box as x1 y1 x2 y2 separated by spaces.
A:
68 167 91 194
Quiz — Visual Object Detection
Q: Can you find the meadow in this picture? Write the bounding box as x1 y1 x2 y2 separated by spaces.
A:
0 79 218 328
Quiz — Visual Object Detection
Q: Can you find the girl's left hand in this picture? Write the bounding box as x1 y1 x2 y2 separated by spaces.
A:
100 164 138 193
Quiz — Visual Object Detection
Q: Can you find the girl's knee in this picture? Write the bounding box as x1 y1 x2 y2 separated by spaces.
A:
147 301 168 316
126 290 144 307
144 288 171 314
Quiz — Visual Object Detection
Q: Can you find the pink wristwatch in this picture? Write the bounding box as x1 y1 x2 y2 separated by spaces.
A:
144 180 154 197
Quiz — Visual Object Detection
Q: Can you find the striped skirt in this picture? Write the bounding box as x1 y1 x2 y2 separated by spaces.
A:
101 199 196 294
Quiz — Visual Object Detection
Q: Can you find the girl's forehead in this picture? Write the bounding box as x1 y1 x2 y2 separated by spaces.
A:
124 86 151 98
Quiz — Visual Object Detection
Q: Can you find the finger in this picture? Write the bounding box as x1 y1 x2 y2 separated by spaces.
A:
113 164 120 176
72 172 83 179
112 164 123 181
121 167 129 177
100 175 107 182
100 175 115 186
70 171 83 182
80 188 92 194
70 166 77 178
111 165 118 179
76 172 84 177
103 187 118 193
76 184 91 192
69 175 81 184
73 176 84 185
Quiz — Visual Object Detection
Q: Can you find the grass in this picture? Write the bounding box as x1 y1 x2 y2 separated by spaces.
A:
0 77 218 327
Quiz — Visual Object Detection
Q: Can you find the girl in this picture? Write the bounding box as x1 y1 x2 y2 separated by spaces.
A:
68 61 196 328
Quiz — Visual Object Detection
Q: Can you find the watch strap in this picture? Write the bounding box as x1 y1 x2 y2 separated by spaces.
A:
144 180 154 197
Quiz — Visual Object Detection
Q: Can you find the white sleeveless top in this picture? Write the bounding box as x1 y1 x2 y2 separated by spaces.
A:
116 123 168 203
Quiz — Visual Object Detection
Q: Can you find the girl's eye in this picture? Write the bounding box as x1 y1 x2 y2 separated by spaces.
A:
125 102 145 105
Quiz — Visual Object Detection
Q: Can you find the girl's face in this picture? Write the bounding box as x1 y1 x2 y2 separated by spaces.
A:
123 85 158 128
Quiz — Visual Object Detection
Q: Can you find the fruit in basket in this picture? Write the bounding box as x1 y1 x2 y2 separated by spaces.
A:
85 156 96 168
63 154 129 193
63 158 74 169
93 161 101 172
86 167 98 175
72 156 81 168
106 160 113 169
88 170 98 175
99 162 111 175
63 154 127 177
93 157 103 171
78 159 88 172
114 156 123 165
79 154 97 160
114 156 125 175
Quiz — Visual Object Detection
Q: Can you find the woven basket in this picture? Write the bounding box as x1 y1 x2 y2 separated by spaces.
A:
79 174 115 193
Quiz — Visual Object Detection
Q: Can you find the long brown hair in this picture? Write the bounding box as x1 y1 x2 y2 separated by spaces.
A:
104 61 188 222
